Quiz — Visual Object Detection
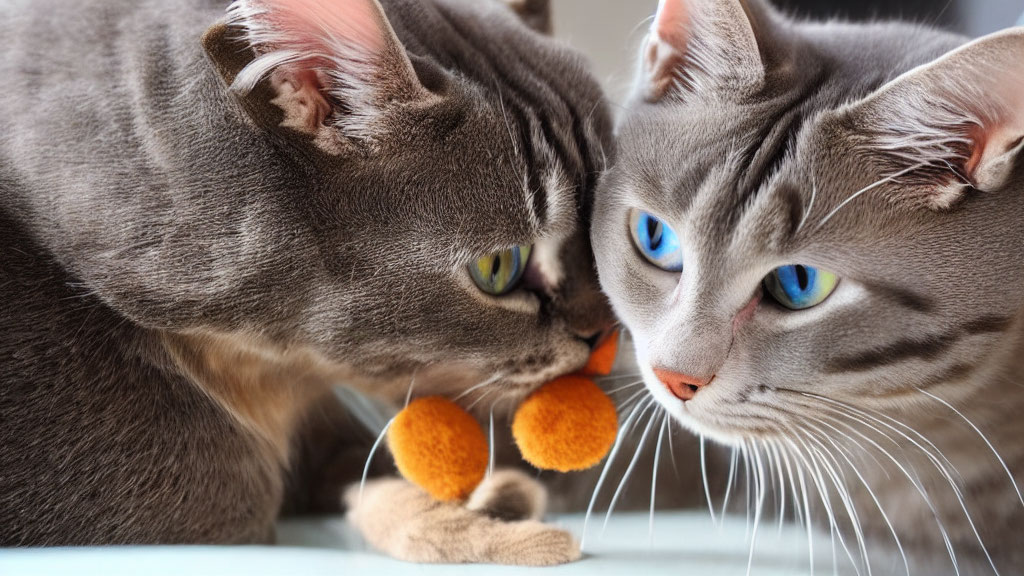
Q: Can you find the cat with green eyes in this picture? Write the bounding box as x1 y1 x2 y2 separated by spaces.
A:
595 0 1024 573
0 0 614 562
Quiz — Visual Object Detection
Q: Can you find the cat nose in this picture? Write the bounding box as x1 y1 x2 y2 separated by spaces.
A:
652 368 713 401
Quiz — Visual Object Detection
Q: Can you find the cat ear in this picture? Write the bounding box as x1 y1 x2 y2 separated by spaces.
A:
502 0 552 35
640 0 766 102
204 0 428 143
844 29 1024 208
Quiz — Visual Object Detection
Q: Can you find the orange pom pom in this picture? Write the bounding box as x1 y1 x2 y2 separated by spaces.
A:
512 376 618 473
388 397 488 502
582 330 619 376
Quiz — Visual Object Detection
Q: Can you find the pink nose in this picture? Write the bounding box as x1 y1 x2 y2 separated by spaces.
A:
652 368 713 401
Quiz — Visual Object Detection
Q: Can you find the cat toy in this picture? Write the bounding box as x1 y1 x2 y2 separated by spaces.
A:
387 333 620 501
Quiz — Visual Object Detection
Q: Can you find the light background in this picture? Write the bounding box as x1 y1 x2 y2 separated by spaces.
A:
551 0 1024 104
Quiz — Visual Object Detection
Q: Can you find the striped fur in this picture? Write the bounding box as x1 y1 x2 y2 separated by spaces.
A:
594 0 1024 573
0 0 613 559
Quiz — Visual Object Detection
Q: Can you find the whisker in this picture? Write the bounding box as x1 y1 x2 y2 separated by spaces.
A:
603 402 659 535
359 417 395 505
597 373 644 382
768 440 787 535
743 440 753 541
797 393 962 489
701 435 718 525
650 413 668 547
917 388 1024 509
796 171 818 233
582 397 651 550
404 370 418 408
786 432 862 576
454 373 503 402
667 416 681 480
806 413 890 480
815 163 930 230
778 439 805 532
721 446 739 521
745 441 768 576
487 405 495 478
793 395 962 576
605 381 646 395
627 398 658 435
616 388 649 414
466 387 497 411
813 421 910 576
803 430 873 576
795 450 816 576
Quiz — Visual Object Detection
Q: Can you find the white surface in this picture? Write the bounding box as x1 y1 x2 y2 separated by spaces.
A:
0 512 843 576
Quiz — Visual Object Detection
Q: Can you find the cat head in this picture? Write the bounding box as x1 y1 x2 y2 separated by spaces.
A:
593 0 1024 442
193 0 614 401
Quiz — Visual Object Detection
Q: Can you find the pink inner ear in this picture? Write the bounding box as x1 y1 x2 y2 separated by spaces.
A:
654 0 691 49
246 0 387 60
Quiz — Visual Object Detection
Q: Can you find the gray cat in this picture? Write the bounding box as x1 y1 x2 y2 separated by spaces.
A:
0 0 615 562
593 0 1024 573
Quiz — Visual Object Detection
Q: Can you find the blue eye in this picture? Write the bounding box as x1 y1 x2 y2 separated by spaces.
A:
629 210 683 272
764 265 839 310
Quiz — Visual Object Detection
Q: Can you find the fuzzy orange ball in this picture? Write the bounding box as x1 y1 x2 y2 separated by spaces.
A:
512 375 619 473
583 330 619 377
387 397 489 502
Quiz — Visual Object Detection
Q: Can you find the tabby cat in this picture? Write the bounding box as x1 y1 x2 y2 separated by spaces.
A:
592 0 1024 573
0 0 614 563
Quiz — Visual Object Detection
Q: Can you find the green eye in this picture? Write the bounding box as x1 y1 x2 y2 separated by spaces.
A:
469 245 533 296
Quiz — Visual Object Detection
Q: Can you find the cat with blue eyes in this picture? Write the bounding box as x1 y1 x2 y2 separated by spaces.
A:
594 0 1024 573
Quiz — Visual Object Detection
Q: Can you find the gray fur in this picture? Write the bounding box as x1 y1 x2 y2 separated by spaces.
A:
594 0 1024 573
0 0 614 546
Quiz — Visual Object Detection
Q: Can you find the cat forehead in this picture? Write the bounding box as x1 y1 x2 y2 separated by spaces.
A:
611 18 972 215
613 100 797 222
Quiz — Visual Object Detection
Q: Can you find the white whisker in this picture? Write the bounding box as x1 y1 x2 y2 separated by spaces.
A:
667 417 681 480
605 381 646 395
743 441 753 541
603 403 659 535
768 440 787 534
917 388 1024 509
722 446 739 521
650 414 668 546
813 421 910 576
803 431 872 576
746 442 767 576
815 163 929 230
794 394 962 575
487 406 495 478
701 435 718 526
795 450 815 576
466 387 497 411
404 370 418 408
582 397 651 550
359 417 395 505
454 373 503 402
786 433 861 576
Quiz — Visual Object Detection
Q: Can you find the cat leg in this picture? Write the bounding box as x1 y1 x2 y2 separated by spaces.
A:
281 390 392 516
345 471 581 566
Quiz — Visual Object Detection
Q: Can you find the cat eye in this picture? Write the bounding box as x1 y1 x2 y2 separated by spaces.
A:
763 265 839 310
469 245 533 296
629 210 683 272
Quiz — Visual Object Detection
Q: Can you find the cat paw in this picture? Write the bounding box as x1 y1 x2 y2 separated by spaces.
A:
477 520 582 566
344 474 580 566
466 469 547 522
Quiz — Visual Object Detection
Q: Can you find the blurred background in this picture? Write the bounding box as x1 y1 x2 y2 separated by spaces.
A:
551 0 1024 103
